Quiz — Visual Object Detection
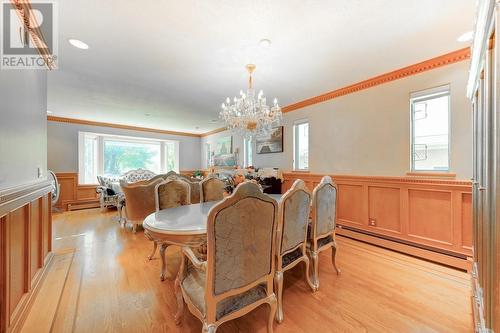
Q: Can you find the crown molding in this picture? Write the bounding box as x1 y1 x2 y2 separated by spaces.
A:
48 48 470 138
282 47 471 113
199 127 227 137
47 116 202 138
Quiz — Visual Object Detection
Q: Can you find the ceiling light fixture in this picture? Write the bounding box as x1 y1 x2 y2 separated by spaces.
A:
259 38 271 48
457 31 473 42
220 64 282 138
68 38 89 50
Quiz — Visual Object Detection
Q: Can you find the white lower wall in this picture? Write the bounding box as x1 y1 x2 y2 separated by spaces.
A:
201 60 472 179
0 71 47 190
47 121 201 173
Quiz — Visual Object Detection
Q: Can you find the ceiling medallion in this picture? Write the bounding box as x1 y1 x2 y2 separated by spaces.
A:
220 64 282 139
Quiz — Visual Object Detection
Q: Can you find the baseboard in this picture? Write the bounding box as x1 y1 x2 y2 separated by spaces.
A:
337 227 472 271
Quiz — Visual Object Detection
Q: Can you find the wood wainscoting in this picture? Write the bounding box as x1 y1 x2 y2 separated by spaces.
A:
55 173 100 211
55 171 205 212
283 172 472 270
0 180 53 333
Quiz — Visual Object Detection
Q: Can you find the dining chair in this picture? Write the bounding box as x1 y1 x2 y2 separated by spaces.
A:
199 175 225 202
180 178 201 204
308 176 340 291
175 182 278 333
147 178 191 262
120 178 163 233
274 179 315 323
154 178 191 211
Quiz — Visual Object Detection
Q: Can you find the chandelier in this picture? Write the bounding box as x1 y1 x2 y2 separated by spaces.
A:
220 64 282 138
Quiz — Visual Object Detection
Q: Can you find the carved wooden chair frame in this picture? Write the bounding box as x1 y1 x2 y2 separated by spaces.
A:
175 182 278 333
274 179 315 323
308 176 340 291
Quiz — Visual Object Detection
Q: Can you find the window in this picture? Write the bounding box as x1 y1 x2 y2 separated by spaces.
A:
78 132 179 184
410 85 450 172
293 120 309 170
205 143 212 168
244 137 253 167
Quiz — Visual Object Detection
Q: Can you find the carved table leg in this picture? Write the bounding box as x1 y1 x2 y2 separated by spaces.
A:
160 243 169 281
148 241 158 260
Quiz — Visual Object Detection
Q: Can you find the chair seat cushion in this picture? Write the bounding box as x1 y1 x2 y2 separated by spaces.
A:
182 265 267 320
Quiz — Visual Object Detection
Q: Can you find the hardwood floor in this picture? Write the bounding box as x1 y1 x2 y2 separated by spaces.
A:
49 208 473 333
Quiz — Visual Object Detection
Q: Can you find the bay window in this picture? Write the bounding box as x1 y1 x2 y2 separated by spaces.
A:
78 132 179 184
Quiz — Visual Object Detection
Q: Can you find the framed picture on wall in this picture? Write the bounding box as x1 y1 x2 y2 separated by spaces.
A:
215 136 232 156
256 126 284 154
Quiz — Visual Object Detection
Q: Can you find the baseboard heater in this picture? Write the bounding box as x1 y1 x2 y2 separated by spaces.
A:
336 225 471 271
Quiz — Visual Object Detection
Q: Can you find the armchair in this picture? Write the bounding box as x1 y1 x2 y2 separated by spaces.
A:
308 176 340 291
120 178 163 233
175 182 278 333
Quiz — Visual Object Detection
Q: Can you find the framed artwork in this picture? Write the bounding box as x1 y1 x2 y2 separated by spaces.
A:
214 154 237 167
256 126 284 154
215 136 232 156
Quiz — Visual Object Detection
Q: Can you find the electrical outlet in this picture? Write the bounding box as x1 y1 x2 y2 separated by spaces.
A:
369 218 377 226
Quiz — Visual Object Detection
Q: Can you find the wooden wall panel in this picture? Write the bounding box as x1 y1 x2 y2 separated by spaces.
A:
29 199 42 282
461 193 473 250
408 189 453 247
282 172 473 266
337 184 364 226
76 186 98 201
368 186 402 234
8 206 28 321
0 181 53 333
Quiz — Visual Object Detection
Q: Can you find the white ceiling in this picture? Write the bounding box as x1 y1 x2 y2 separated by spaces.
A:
48 0 475 134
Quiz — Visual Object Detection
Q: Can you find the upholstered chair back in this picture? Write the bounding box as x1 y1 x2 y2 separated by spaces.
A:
120 178 163 222
200 176 225 202
180 178 201 204
155 179 191 211
206 182 278 296
311 176 337 238
280 180 311 254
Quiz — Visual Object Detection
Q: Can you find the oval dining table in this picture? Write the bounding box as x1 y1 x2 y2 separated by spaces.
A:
143 194 282 281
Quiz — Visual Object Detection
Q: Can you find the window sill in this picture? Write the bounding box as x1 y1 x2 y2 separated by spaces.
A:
292 170 310 173
406 171 456 179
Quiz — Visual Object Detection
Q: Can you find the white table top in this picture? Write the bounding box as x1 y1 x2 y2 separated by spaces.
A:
143 193 282 235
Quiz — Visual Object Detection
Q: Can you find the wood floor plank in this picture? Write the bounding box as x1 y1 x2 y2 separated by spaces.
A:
20 250 75 333
48 208 473 333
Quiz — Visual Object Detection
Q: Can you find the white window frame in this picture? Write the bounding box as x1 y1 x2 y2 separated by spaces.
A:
293 119 309 171
410 85 451 172
243 137 253 167
78 131 179 184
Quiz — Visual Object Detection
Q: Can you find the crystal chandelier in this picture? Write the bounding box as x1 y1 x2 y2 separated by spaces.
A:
220 64 282 138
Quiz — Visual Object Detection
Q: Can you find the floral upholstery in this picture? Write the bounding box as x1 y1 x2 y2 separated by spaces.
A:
213 197 275 294
281 190 310 254
200 176 226 202
313 183 336 237
182 264 267 321
156 179 191 210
